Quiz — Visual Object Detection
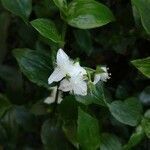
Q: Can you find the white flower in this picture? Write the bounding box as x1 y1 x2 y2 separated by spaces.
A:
48 49 87 96
48 48 86 84
93 67 110 84
59 74 87 96
44 86 63 104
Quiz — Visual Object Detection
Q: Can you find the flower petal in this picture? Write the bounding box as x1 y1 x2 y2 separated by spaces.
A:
73 79 87 96
48 67 65 84
71 62 87 76
44 97 55 104
57 48 70 66
57 91 63 104
93 74 101 84
59 79 72 92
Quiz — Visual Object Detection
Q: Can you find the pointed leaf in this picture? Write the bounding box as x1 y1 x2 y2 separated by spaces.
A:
77 108 100 150
13 48 52 88
1 0 32 22
31 18 63 44
131 57 150 78
132 0 150 34
65 0 115 29
109 97 143 126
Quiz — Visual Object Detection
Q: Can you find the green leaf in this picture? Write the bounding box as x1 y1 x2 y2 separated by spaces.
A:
1 106 36 137
41 119 70 150
131 57 150 78
75 83 108 106
58 96 78 120
1 0 32 22
139 86 150 105
77 108 100 150
141 110 150 138
109 97 143 126
53 0 67 12
31 18 63 44
63 121 79 148
65 0 115 29
123 126 145 150
132 0 150 34
100 133 122 150
0 94 11 118
13 48 52 88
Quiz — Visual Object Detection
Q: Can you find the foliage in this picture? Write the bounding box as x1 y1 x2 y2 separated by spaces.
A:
0 0 150 149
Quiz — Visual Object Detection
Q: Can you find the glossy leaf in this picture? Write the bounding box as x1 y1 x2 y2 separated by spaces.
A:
1 0 32 22
31 18 63 44
123 126 145 150
131 57 150 78
100 133 122 150
41 119 70 150
77 108 100 150
65 0 115 29
139 86 150 105
132 0 150 34
141 110 150 138
75 83 108 106
53 0 67 12
13 48 52 88
109 97 143 126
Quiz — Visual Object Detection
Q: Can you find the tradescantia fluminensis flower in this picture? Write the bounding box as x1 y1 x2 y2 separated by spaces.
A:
48 49 111 97
93 67 110 84
48 49 87 96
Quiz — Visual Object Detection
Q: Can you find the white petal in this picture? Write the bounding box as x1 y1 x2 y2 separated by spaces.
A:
44 97 55 104
50 86 57 99
71 62 87 76
57 91 63 104
73 79 87 96
93 74 101 84
48 67 65 84
69 75 87 96
59 79 72 92
44 86 57 104
57 49 70 66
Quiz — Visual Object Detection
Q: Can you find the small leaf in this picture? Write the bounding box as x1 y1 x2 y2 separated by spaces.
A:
41 119 70 150
31 18 63 44
131 57 150 78
65 0 115 29
100 133 122 150
123 126 145 150
63 121 79 148
132 0 150 34
13 48 52 88
53 0 67 12
76 83 108 106
139 86 150 105
77 108 100 150
1 106 36 137
1 0 32 22
141 110 150 138
109 97 143 126
0 94 11 118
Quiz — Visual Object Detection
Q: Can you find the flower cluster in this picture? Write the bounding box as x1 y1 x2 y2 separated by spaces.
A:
48 49 110 96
